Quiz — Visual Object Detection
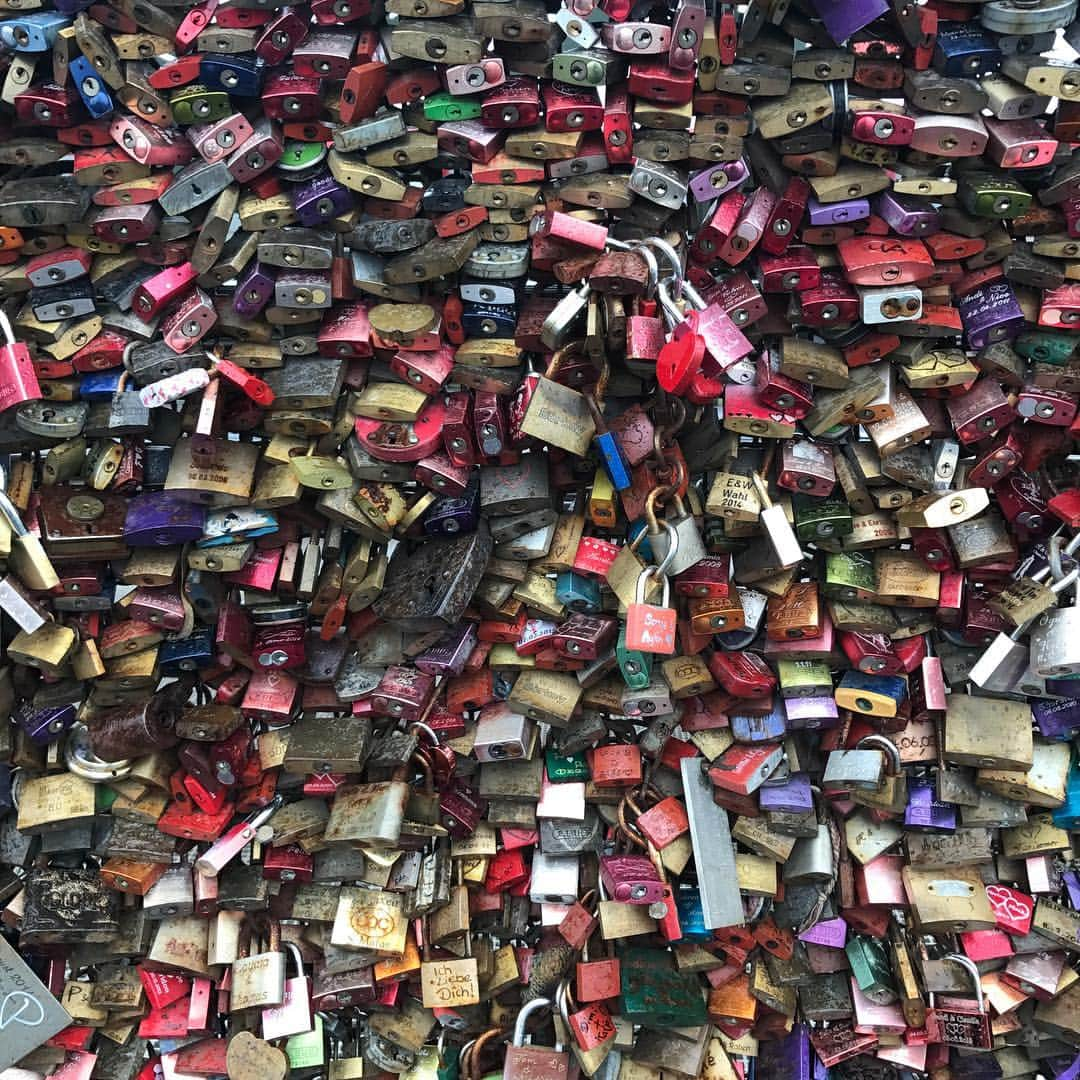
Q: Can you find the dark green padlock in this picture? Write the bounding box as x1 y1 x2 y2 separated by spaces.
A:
437 1042 460 1080
544 749 590 783
845 935 898 1006
1013 331 1077 366
616 626 653 690
619 948 708 1027
794 494 854 543
957 172 1033 219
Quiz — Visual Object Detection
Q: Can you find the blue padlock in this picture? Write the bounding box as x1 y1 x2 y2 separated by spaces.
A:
79 369 124 400
461 302 517 338
731 702 787 744
0 12 69 52
199 54 265 97
672 887 712 942
1054 755 1080 830
69 55 114 119
932 22 1002 77
159 628 215 674
626 520 654 562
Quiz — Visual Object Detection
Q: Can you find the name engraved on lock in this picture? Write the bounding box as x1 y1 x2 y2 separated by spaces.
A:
17 772 96 832
906 829 993 868
332 888 407 954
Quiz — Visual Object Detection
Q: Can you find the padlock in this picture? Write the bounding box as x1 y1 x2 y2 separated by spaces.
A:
927 953 994 1049
625 558 678 658
230 921 287 1012
557 978 616 1072
504 997 571 1080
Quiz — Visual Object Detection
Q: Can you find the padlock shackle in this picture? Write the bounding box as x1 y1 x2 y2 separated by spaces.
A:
283 941 304 976
639 236 697 308
943 952 986 1013
653 523 680 578
409 721 439 747
656 278 687 334
0 470 28 537
0 308 15 348
512 997 552 1046
856 734 901 776
1047 531 1080 593
556 977 575 1026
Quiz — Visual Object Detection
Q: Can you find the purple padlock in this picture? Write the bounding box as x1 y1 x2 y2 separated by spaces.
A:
688 159 750 203
759 1023 811 1080
293 172 353 227
904 777 957 832
958 280 1025 350
1063 870 1080 911
1033 698 1080 741
234 259 276 319
799 916 848 949
807 195 870 227
812 1050 830 1080
415 621 478 677
875 190 941 237
811 0 888 45
123 491 207 546
784 695 839 730
423 482 480 537
1055 1050 1080 1080
759 771 814 814
15 702 76 745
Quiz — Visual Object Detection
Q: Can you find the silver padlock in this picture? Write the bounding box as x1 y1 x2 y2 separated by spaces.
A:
1030 572 1080 677
528 852 580 905
621 676 673 718
648 493 708 578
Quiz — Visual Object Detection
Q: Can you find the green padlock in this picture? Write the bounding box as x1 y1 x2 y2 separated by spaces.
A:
822 550 876 600
169 84 231 125
423 91 482 121
544 749 591 783
279 139 329 174
436 1040 460 1080
777 659 833 699
619 948 708 1028
845 935 897 1006
616 626 653 690
794 494 854 543
286 1014 325 1072
957 172 1033 219
1013 330 1077 366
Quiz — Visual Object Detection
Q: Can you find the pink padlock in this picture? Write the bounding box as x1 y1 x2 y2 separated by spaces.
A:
262 944 314 1040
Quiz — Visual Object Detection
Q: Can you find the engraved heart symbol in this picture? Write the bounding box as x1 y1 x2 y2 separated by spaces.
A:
0 991 46 1030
